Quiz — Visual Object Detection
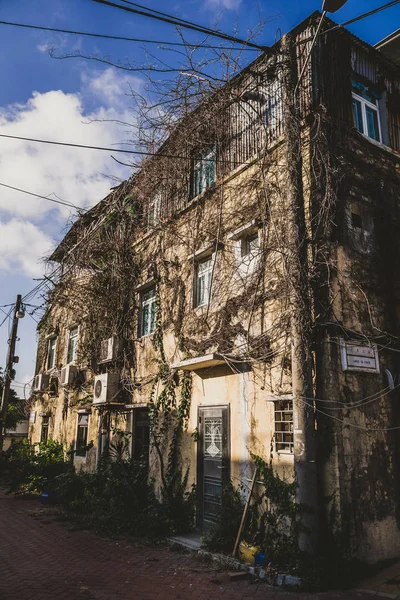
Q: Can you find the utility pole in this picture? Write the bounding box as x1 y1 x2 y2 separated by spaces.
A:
0 294 23 452
281 34 318 554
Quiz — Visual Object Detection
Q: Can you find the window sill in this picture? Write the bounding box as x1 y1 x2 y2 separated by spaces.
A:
193 303 210 313
136 332 155 341
236 258 259 273
357 131 400 158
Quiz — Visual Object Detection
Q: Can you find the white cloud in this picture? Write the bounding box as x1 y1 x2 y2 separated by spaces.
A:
81 67 143 108
206 0 242 9
37 43 52 53
0 68 141 276
0 219 53 277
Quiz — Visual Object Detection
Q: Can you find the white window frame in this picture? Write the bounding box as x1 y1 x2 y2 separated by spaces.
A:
147 192 162 230
194 255 214 308
352 91 382 143
228 221 261 275
192 146 216 198
46 336 57 371
139 285 157 337
66 326 79 365
240 231 260 262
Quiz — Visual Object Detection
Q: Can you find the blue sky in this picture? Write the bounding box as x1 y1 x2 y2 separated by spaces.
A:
1 0 399 397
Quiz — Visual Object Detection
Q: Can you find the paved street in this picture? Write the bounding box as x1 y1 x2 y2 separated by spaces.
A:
0 490 382 600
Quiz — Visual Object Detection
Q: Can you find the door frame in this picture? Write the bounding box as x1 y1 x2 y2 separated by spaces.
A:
196 404 230 528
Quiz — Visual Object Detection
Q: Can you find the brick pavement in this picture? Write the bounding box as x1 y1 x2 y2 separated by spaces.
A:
0 490 376 600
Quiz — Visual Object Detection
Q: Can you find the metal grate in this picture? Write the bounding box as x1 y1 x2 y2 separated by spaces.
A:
204 417 222 460
274 399 294 453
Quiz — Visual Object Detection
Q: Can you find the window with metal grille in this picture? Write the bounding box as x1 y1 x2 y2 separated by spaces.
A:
40 416 49 444
67 326 79 364
76 414 89 457
139 286 156 337
274 399 294 453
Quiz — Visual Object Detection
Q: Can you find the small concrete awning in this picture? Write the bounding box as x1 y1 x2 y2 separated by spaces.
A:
172 353 225 371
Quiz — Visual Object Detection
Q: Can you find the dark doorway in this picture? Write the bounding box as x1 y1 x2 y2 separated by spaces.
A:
131 408 150 463
197 405 230 528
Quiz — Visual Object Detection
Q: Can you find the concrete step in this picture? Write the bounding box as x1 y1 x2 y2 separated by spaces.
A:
167 533 202 551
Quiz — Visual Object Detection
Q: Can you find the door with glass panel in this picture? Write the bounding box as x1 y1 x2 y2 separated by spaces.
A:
197 406 230 528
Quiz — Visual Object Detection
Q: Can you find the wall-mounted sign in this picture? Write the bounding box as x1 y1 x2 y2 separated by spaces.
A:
340 339 379 373
29 411 36 424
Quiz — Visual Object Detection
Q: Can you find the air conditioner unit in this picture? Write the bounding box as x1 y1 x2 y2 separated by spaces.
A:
60 365 78 386
93 373 120 405
99 336 121 363
33 374 50 392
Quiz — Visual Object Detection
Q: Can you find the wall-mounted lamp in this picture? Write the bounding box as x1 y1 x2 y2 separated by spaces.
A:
322 0 348 13
294 0 348 97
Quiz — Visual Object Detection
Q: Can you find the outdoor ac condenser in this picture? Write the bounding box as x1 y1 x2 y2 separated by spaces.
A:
99 336 120 363
60 365 78 386
33 373 50 392
93 373 120 405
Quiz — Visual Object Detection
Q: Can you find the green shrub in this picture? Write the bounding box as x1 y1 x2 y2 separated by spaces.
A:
0 439 71 494
52 457 195 539
203 482 244 553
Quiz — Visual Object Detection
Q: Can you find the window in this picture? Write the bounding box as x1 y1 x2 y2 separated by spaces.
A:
265 77 283 142
348 203 374 254
351 81 381 143
67 326 79 364
148 193 161 230
192 147 216 198
76 414 89 457
140 286 156 337
47 337 57 370
40 416 49 444
195 256 213 307
228 222 260 275
241 232 259 259
274 399 293 453
351 212 363 229
132 409 150 462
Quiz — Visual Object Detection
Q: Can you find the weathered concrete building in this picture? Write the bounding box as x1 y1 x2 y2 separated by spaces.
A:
29 13 400 562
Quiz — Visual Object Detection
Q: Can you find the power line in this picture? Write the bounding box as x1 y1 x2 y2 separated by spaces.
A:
0 182 85 212
0 133 253 166
92 0 268 51
0 307 13 329
0 20 259 51
0 307 12 323
22 198 122 304
324 0 400 34
299 396 400 433
0 132 146 155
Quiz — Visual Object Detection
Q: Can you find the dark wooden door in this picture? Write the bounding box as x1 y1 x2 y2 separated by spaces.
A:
197 405 230 528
